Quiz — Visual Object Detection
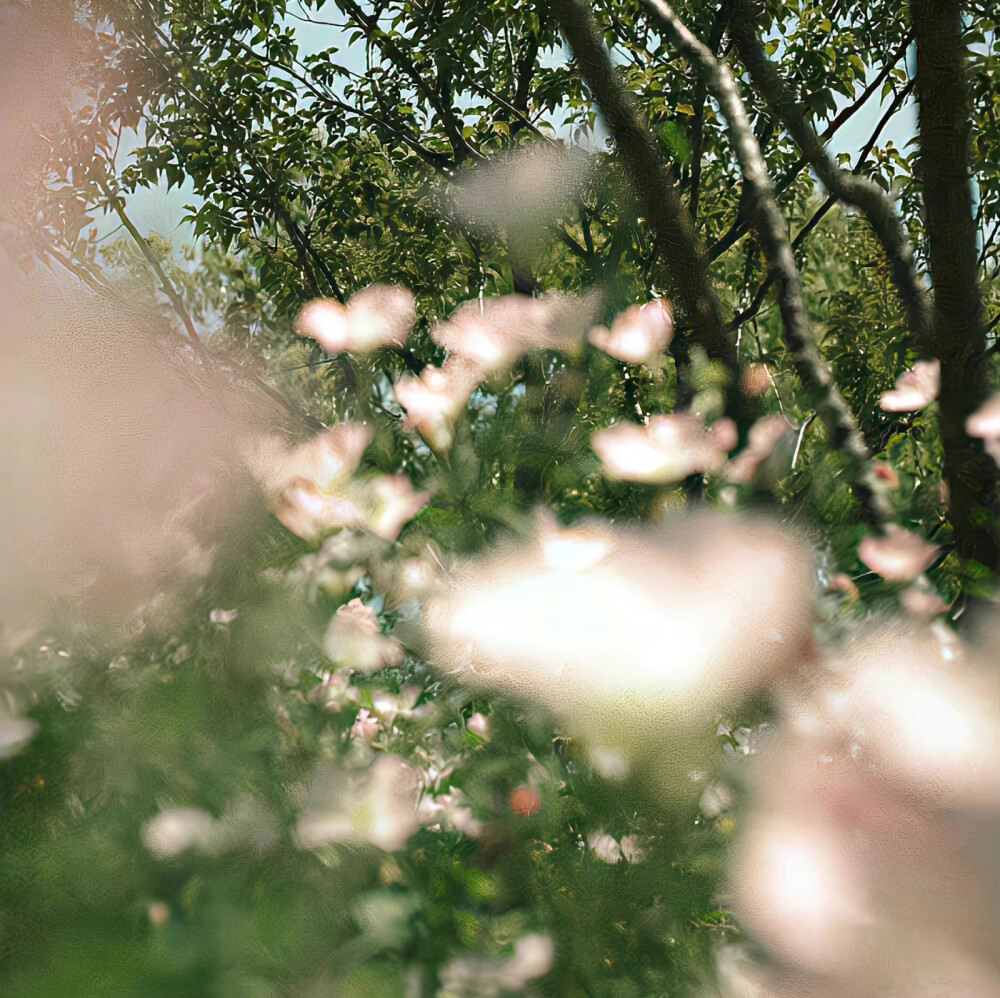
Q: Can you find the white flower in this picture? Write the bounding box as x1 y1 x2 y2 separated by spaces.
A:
295 283 416 355
725 415 790 484
592 413 737 484
245 422 372 498
324 597 403 674
307 670 355 712
273 476 366 542
879 359 940 411
588 831 623 864
0 715 39 760
588 300 674 364
834 624 1000 810
355 473 432 542
438 932 554 997
858 525 938 582
370 545 445 610
142 807 217 859
295 754 422 852
431 291 598 377
731 815 876 974
393 358 481 454
416 787 483 838
424 512 814 719
965 392 1000 466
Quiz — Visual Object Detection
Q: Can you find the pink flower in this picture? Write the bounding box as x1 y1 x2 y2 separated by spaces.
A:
323 597 403 674
466 712 489 740
350 707 380 741
509 786 541 817
880 359 940 411
825 573 860 601
858 526 939 582
872 461 900 489
592 413 737 484
725 415 790 484
965 393 1000 466
295 284 416 355
306 670 353 712
588 300 673 365
393 358 481 454
740 362 774 398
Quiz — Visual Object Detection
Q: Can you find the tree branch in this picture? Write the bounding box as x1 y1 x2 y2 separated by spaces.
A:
643 0 895 527
689 0 735 222
547 0 737 385
336 0 481 165
730 4 931 346
728 79 916 334
100 180 202 345
912 0 998 568
707 31 915 262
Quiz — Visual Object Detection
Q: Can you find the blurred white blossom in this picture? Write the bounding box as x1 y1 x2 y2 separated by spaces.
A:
245 422 372 498
424 512 815 768
879 359 940 411
393 358 482 454
447 139 592 257
295 283 416 355
591 414 737 484
438 932 555 998
965 392 1000 465
858 525 939 582
295 754 423 852
142 807 217 859
725 415 791 485
588 300 674 365
431 291 599 377
324 597 403 674
587 831 623 864
0 714 39 760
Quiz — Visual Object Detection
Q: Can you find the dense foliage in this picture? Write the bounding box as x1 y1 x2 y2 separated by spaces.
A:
1 1 999 996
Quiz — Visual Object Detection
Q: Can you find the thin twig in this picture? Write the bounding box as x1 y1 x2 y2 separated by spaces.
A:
912 0 998 567
548 0 737 389
707 30 915 262
643 0 895 527
99 179 202 345
730 6 931 345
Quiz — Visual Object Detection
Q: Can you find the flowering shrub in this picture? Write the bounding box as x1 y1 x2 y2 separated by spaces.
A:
2 1 1000 995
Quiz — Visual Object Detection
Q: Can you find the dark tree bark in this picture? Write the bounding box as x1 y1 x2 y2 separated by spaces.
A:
911 0 999 568
546 0 737 390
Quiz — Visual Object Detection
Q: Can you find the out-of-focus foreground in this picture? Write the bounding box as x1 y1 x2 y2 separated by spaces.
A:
2 1 999 996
